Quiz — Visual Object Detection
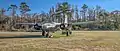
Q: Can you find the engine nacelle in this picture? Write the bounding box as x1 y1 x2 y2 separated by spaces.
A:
34 23 42 30
60 23 72 30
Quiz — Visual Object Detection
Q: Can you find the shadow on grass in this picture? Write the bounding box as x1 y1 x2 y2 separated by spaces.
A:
0 32 72 39
52 35 67 38
0 35 47 39
52 34 72 38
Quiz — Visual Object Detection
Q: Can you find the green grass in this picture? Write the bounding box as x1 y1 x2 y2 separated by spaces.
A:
0 31 120 51
52 31 72 38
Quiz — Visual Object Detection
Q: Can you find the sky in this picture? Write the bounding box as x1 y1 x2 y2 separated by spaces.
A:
0 0 120 15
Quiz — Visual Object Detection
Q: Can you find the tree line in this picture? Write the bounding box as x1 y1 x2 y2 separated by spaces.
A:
0 2 120 31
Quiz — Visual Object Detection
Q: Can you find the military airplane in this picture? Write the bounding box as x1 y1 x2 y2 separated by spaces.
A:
15 20 97 38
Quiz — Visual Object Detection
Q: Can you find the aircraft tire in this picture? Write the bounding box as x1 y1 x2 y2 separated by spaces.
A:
45 30 50 38
60 24 65 30
66 32 69 36
46 33 49 37
42 30 45 36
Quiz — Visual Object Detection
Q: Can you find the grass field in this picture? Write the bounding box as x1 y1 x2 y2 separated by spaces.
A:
0 31 120 51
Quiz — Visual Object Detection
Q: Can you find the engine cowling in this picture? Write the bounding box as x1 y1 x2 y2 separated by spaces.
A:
34 24 42 30
60 23 72 30
60 23 66 30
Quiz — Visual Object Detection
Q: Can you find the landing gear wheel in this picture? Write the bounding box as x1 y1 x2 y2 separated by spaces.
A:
45 30 51 38
42 30 45 36
46 33 53 38
66 32 69 36
46 33 49 37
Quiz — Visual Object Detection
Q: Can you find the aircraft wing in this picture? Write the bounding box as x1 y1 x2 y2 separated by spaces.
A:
72 21 98 25
15 23 36 25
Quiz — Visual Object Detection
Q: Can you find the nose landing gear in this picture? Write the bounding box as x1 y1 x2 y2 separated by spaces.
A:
42 29 53 38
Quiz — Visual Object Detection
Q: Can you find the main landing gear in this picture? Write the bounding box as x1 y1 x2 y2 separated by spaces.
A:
42 29 53 38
